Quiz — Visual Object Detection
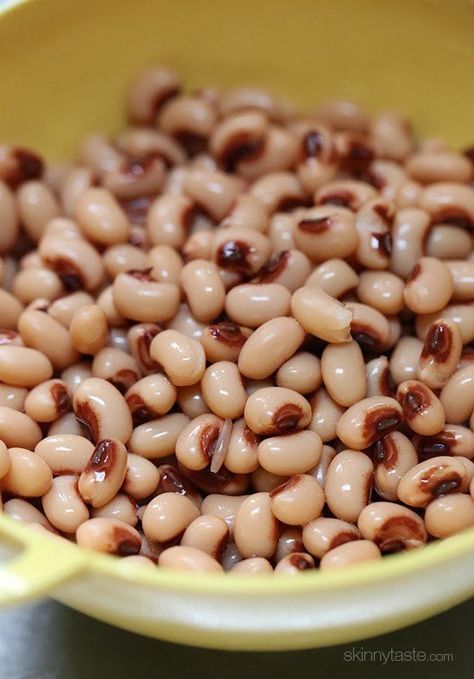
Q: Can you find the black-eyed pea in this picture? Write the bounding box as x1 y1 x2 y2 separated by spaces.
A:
165 303 206 341
200 322 252 364
257 430 322 476
353 198 393 270
60 166 95 217
276 352 322 395
390 208 431 280
127 323 161 374
414 425 474 461
445 261 474 303
147 245 183 285
403 257 453 314
73 377 133 444
308 444 337 488
0 145 44 189
91 347 139 394
366 356 393 398
76 517 141 556
126 66 180 124
425 225 472 260
92 494 138 527
425 494 474 538
150 329 205 387
231 557 273 574
183 169 241 222
181 514 229 561
252 249 312 293
321 340 366 407
336 396 402 450
159 545 223 573
371 110 414 161
0 408 42 449
390 336 423 385
291 285 353 343
315 179 376 211
225 283 291 328
1 447 52 497
0 440 10 479
270 474 324 525
0 384 28 411
314 100 370 134
397 456 469 508
122 454 160 500
268 213 295 251
79 134 123 175
112 270 180 323
251 466 288 493
3 498 53 529
238 317 305 380
17 180 61 241
176 383 208 419
294 205 358 262
48 412 85 437
147 194 194 249
42 474 89 533
75 187 129 245
345 302 390 353
0 180 19 252
42 216 82 240
157 95 217 153
210 110 268 172
438 366 474 424
302 518 360 561
0 345 53 387
12 267 63 304
201 361 247 420
244 387 311 436
200 494 248 539
356 271 405 315
39 235 104 292
102 155 165 200
78 438 128 508
34 434 94 475
47 291 95 329
406 151 472 184
274 526 304 562
234 492 279 559
128 413 189 459
357 502 427 551
0 289 24 329
274 553 314 574
396 380 445 436
418 183 474 228
307 388 345 443
142 492 200 543
319 540 381 570
237 127 298 181
24 379 71 423
418 319 463 389
175 413 224 471
372 432 418 502
212 227 271 282
306 258 358 299
125 374 176 426
19 309 79 370
61 362 92 395
69 304 108 355
250 171 306 215
179 461 249 496
325 450 374 522
416 305 474 345
180 259 225 323
103 243 148 279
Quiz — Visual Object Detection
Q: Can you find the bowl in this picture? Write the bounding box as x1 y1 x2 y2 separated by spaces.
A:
0 0 473 651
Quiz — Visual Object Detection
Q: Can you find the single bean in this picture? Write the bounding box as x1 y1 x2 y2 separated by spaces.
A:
0 384 28 411
244 387 311 436
274 553 314 574
200 494 248 539
390 208 431 279
319 540 381 570
390 336 423 385
413 424 474 460
0 345 53 387
78 439 128 508
258 430 322 476
3 498 53 529
128 413 189 459
270 474 324 525
76 517 141 556
403 257 453 314
61 362 92 395
165 303 206 341
397 456 469 507
358 501 427 551
294 205 358 262
231 557 273 574
42 474 89 532
181 514 229 561
252 249 312 292
223 418 260 475
19 309 79 370
35 434 94 475
125 374 176 425
73 377 133 444
212 227 271 282
201 361 247 420
309 444 337 488
416 304 474 345
39 235 104 292
158 545 223 573
122 453 160 500
438 366 474 424
225 283 291 328
0 289 24 329
127 66 180 124
238 317 305 380
371 110 414 161
1 447 52 497
200 322 252 363
276 352 322 395
17 180 61 241
142 492 200 542
418 319 463 389
150 329 205 387
336 396 402 450
24 379 71 423
92 493 138 527
127 323 161 374
147 245 184 285
234 492 279 559
425 225 472 260
0 180 19 252
425 494 474 538
180 259 225 322
372 432 418 501
325 450 374 522
306 258 358 299
315 179 376 211
396 380 445 436
112 270 180 323
291 285 353 343
176 383 208 419
48 291 95 328
308 387 346 442
445 260 474 302
274 526 304 562
366 356 393 398
345 302 390 352
321 340 366 407
406 151 472 183
12 267 63 304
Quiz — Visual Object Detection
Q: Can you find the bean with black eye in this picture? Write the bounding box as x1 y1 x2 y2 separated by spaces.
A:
244 387 311 436
372 431 418 501
78 438 128 508
396 380 445 436
397 456 469 508
418 319 463 390
358 501 427 551
336 396 403 450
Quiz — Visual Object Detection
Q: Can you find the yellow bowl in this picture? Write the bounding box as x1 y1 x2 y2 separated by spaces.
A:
1 0 474 651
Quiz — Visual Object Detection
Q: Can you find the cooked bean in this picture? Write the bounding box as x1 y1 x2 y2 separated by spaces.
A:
150 329 205 387
91 347 139 393
307 387 345 443
184 169 241 222
345 302 390 352
201 361 247 420
42 474 89 532
165 303 206 340
396 380 445 436
12 267 63 304
244 387 311 436
291 285 353 343
159 545 223 573
200 322 252 364
61 362 92 395
403 257 453 314
439 366 474 424
321 340 366 407
0 440 10 480
212 227 271 282
181 514 229 560
276 352 322 394
390 336 423 385
425 225 472 260
418 182 474 228
127 66 180 124
406 151 472 184
315 179 376 211
225 283 291 328
234 492 279 559
358 501 427 551
39 235 104 292
357 271 404 315
0 181 19 252
0 384 28 411
3 498 53 529
17 180 61 241
76 517 141 555
127 323 160 374
147 194 194 249
425 494 474 538
252 249 312 292
353 198 393 270
294 205 358 262
372 431 418 501
319 540 381 570
176 383 208 419
35 434 94 475
397 456 469 508
175 413 224 470
158 95 217 151
309 444 336 488
270 474 324 525
147 245 183 285
258 430 322 476
231 557 273 574
238 128 298 181
19 309 79 370
313 99 370 133
371 110 414 161
268 213 295 251
142 492 200 542
445 260 474 302
337 396 402 450
69 304 108 355
416 304 474 345
79 134 123 175
390 208 431 279
306 258 358 299
180 259 225 322
200 494 248 539
418 319 463 389
366 356 393 398
125 374 176 425
0 345 53 387
210 110 268 172
48 412 85 437
128 413 189 459
325 450 373 522
413 424 474 460
274 553 314 574
78 439 128 508
238 317 305 380
113 270 180 323
251 466 288 493
48 291 95 328
1 447 52 497
24 379 71 423
0 289 24 329
302 517 360 558
73 377 133 444
92 493 138 527
122 453 160 500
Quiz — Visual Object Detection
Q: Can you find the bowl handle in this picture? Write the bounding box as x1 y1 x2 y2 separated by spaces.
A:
0 514 86 607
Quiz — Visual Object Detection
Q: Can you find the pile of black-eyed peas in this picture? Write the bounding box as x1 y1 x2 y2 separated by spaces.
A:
0 67 473 575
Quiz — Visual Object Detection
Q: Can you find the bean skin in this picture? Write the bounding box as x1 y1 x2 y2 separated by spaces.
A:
201 361 247 419
439 366 474 424
142 492 200 543
1 447 52 497
258 430 322 476
276 352 322 395
225 283 291 329
425 494 474 538
308 388 346 443
34 434 94 476
232 557 273 574
0 345 53 387
128 413 189 459
150 329 206 387
372 432 418 501
238 317 305 380
291 285 353 343
403 257 453 314
42 475 89 533
418 319 463 390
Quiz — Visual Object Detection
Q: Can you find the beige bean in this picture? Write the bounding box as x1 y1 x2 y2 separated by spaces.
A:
127 323 160 374
122 453 160 500
1 447 52 497
210 110 268 171
149 329 205 387
35 434 94 475
19 309 79 370
396 380 445 436
258 430 322 476
251 171 306 215
234 492 279 559
314 100 370 133
176 383 208 419
225 283 291 329
158 545 223 573
425 225 472 260
252 249 312 293
127 66 180 124
416 304 474 345
291 285 353 343
425 494 474 538
372 432 418 501
390 208 431 279
91 347 139 394
0 345 52 387
61 362 92 395
12 267 63 304
366 356 393 398
353 198 393 270
76 517 141 556
103 243 148 280
69 304 108 355
79 134 123 174
112 270 180 323
17 180 61 241
251 466 288 493
270 474 324 525
0 383 27 411
302 518 360 559
276 352 322 395
92 493 138 527
39 235 104 292
129 413 189 459
294 206 358 262
238 317 305 380
244 387 311 436
237 127 298 181
0 289 24 329
125 374 176 425
306 258 358 299
336 396 402 450
315 179 376 211
419 182 474 228
397 456 469 508
413 424 474 460
175 413 225 471
142 492 200 542
418 319 463 389
321 340 366 407
308 388 346 443
201 322 251 364
201 361 247 420
60 166 95 216
183 169 240 222
48 411 84 437
73 377 132 444
268 213 295 251
309 444 337 488
165 303 206 341
439 366 474 424
24 379 71 423
356 271 405 316
41 474 89 532
371 110 414 161
212 227 271 282
390 336 423 386
325 450 373 522
0 145 44 188
0 181 19 252
147 245 183 286
118 127 186 168
48 291 95 328
200 494 248 539
75 188 129 245
223 418 259 474
0 440 9 480
445 260 474 302
78 439 128 508
181 514 229 560
319 540 381 570
158 95 217 151
42 216 82 240
358 502 427 551
274 526 304 562
274 553 314 574
180 259 225 322
403 257 453 314
345 302 390 352
147 194 194 249
3 498 53 529
231 557 273 574
406 150 472 183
